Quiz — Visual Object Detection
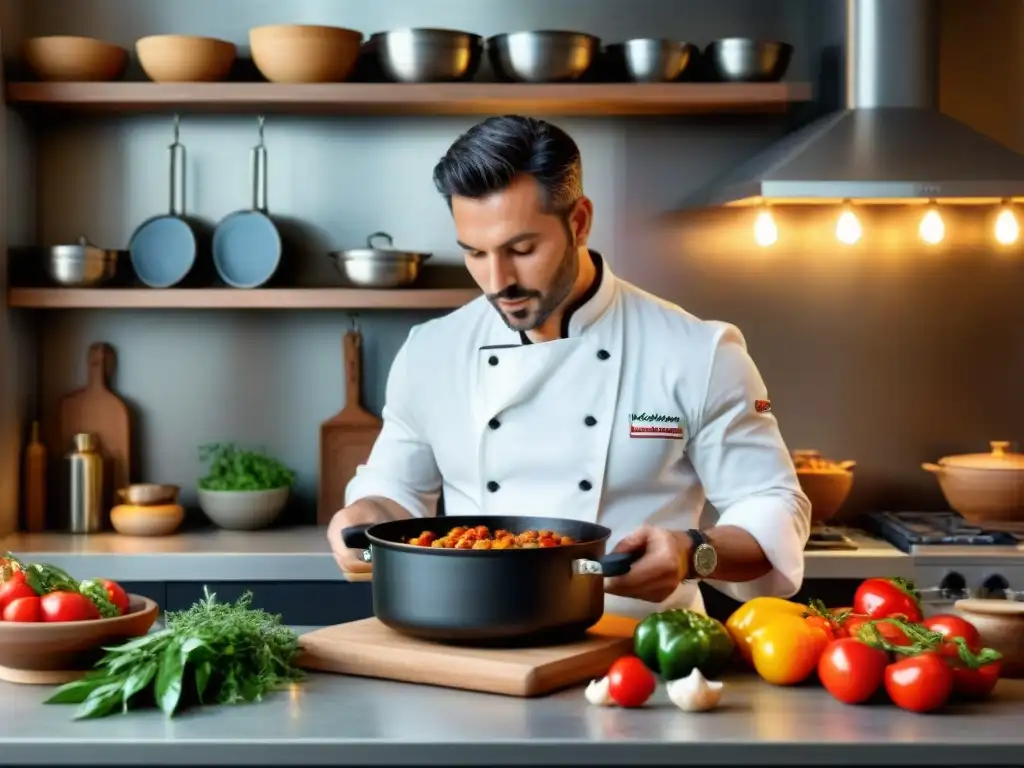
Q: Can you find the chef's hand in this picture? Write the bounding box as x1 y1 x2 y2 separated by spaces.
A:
604 524 688 603
326 504 378 575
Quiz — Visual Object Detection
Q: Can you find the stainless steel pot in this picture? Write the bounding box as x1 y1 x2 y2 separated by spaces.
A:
371 28 483 83
328 232 431 288
703 38 793 82
488 30 599 83
45 236 120 287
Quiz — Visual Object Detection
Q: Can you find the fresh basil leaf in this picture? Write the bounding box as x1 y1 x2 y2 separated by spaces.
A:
154 637 185 716
73 684 123 720
45 674 110 705
194 660 213 702
121 662 158 712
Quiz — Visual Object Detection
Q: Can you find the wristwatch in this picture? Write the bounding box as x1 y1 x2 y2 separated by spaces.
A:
683 529 718 580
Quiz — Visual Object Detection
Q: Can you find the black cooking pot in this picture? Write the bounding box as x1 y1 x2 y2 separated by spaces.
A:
341 515 639 646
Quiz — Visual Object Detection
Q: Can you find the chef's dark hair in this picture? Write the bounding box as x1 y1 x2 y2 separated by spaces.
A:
432 115 582 215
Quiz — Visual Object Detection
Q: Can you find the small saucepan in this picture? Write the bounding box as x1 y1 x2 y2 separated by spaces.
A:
129 116 203 288
328 232 431 288
43 236 122 287
341 515 639 645
212 116 282 289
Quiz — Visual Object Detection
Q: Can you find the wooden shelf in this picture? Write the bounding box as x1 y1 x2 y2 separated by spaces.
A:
6 287 480 310
4 81 813 116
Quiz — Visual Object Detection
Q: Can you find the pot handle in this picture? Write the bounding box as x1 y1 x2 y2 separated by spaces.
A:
341 523 372 550
922 463 942 474
574 551 641 578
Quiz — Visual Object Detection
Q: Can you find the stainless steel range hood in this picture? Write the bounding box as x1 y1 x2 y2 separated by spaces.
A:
703 0 1024 207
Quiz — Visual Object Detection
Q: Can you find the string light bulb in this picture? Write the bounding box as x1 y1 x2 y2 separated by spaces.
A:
918 201 945 245
753 207 778 247
994 201 1020 246
835 201 862 245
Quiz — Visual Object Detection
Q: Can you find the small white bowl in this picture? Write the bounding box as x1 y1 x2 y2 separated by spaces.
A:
197 487 288 531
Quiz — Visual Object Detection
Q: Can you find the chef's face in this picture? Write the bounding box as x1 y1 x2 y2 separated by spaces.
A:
453 175 592 332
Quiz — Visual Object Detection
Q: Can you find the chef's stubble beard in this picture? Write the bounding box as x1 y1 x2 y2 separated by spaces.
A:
493 236 579 333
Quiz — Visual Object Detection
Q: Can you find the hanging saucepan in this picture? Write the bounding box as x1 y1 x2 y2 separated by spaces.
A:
327 232 431 288
341 514 639 645
212 116 282 289
128 115 203 288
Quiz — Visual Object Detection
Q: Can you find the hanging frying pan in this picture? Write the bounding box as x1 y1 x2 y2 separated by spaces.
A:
211 116 282 289
128 115 201 289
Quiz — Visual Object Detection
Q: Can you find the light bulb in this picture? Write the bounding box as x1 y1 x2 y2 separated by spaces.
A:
995 206 1019 245
753 209 778 247
835 207 862 245
919 207 945 245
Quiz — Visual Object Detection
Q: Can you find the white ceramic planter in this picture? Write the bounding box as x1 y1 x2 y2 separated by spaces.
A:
196 486 289 531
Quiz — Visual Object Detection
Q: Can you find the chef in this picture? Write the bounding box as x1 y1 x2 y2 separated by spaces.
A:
328 115 811 618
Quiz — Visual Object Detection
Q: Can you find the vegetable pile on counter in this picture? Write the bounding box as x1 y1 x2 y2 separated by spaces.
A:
46 587 305 720
726 576 1004 713
0 555 125 622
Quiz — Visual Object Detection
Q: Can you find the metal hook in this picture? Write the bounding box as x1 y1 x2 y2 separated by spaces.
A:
256 115 265 147
172 113 181 144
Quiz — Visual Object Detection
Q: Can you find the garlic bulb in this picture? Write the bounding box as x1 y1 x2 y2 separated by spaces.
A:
665 668 724 712
585 676 615 706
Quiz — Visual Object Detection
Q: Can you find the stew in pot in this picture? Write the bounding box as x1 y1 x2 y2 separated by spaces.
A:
406 525 576 550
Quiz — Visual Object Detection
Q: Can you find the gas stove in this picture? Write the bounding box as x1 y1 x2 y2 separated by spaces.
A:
863 511 1024 615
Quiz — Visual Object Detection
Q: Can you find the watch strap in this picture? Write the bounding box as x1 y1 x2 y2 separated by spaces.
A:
683 528 706 580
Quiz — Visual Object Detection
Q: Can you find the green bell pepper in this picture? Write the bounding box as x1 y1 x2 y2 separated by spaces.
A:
633 608 735 681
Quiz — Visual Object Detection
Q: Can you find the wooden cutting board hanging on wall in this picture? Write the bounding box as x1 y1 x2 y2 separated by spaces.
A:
57 342 132 493
317 328 382 525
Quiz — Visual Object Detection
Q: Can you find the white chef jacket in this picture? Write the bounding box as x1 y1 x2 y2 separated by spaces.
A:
345 252 811 618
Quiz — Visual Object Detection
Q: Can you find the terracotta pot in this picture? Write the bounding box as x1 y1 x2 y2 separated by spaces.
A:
791 449 856 525
922 441 1024 526
954 598 1024 678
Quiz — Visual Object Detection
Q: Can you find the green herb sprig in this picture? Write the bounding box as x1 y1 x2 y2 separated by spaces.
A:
46 588 305 720
197 442 296 492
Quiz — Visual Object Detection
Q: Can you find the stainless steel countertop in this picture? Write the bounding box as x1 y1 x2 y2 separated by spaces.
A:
0 525 913 582
0 664 1020 765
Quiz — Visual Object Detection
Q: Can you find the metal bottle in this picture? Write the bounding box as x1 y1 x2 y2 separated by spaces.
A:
64 432 105 533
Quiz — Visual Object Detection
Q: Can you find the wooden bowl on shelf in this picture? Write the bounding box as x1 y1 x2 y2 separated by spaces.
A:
136 35 237 82
22 35 129 82
249 24 363 83
0 595 159 685
791 449 856 524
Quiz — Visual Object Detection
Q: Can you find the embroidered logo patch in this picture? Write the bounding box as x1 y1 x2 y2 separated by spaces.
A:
629 412 684 440
754 399 772 413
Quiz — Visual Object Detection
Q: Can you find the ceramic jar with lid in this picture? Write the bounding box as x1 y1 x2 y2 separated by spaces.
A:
922 441 1024 526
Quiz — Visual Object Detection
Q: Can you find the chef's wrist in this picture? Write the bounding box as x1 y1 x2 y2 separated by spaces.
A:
671 530 696 581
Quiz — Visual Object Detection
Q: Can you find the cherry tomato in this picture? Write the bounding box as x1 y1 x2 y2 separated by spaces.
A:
804 615 838 640
605 656 656 708
885 652 953 713
2 595 41 622
101 579 130 615
853 578 923 622
40 591 101 622
751 615 830 686
845 616 910 647
0 578 36 615
922 614 981 652
818 638 890 704
949 660 1002 699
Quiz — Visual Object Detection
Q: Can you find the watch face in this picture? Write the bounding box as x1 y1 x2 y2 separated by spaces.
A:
694 543 717 577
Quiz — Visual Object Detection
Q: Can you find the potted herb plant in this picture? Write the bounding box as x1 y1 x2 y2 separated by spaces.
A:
196 442 296 531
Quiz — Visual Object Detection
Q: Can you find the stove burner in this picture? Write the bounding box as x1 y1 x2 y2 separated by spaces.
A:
863 511 1022 553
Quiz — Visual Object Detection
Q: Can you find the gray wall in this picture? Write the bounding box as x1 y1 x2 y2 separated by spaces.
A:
3 0 1024 529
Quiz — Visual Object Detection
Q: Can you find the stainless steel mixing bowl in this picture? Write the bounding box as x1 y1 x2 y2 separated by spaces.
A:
371 28 482 83
703 38 793 82
603 38 697 82
488 30 599 83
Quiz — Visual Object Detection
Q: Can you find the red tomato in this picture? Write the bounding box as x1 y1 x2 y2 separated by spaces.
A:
885 652 953 713
853 578 923 622
0 579 36 614
40 591 101 622
804 615 838 640
844 616 910 647
605 656 656 708
949 660 1002 699
3 595 41 622
101 580 130 615
922 614 981 652
817 638 890 705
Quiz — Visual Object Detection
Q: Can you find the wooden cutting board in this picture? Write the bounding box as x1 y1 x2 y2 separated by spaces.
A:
317 330 382 524
57 342 132 493
298 615 638 697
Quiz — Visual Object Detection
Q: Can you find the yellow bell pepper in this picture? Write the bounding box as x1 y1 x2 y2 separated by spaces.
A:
725 596 808 664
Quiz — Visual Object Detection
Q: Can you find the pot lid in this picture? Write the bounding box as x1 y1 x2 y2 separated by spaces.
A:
341 231 431 261
938 441 1024 470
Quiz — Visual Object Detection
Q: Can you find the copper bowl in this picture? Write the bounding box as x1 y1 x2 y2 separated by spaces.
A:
792 450 856 525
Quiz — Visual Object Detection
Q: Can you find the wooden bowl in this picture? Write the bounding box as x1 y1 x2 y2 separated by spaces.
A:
249 24 362 83
110 503 185 536
0 595 159 684
954 598 1024 678
22 35 129 82
792 450 856 524
116 483 180 505
136 35 236 82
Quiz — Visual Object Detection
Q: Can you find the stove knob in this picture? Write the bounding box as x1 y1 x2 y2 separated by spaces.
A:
982 574 1009 598
940 571 966 598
